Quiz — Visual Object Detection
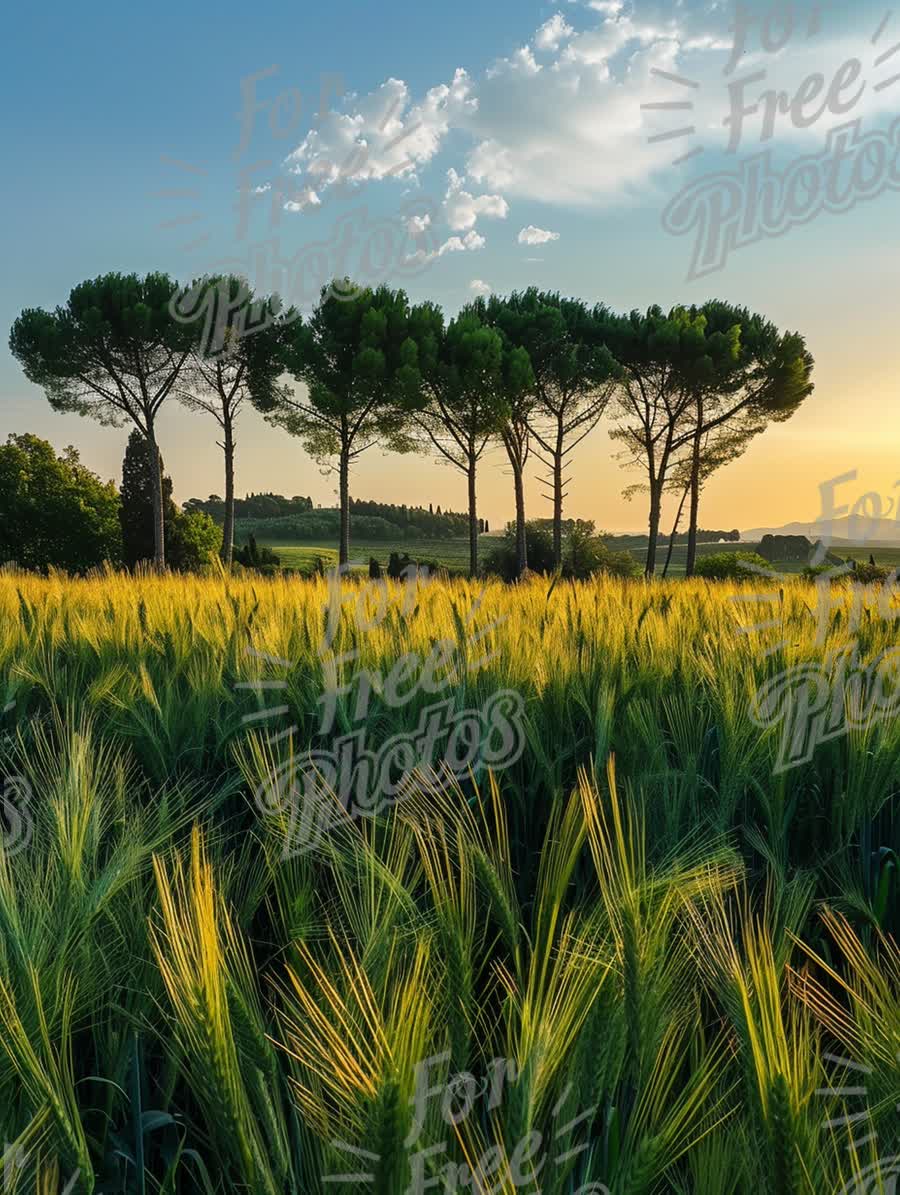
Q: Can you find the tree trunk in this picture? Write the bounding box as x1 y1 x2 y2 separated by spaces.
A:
338 444 350 566
685 399 704 577
467 455 478 578
645 480 662 577
552 417 564 569
513 465 527 578
663 484 690 578
502 427 529 579
147 425 166 570
221 420 235 567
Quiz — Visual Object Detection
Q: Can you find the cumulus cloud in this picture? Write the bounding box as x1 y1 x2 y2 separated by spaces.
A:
518 225 560 246
279 0 892 215
283 186 321 212
405 229 487 269
470 279 492 295
534 13 575 52
283 71 477 195
438 230 486 255
443 169 509 231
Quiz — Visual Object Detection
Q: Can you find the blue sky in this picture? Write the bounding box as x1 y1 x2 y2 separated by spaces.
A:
4 0 900 531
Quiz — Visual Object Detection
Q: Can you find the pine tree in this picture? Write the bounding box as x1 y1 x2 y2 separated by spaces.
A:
120 430 179 568
120 431 220 570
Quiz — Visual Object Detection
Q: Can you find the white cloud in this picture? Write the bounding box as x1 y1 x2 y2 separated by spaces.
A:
438 230 486 255
518 225 560 246
280 1 895 213
443 169 508 231
404 229 487 269
470 279 492 295
463 21 689 205
407 212 431 235
283 186 321 212
283 71 477 195
535 13 574 52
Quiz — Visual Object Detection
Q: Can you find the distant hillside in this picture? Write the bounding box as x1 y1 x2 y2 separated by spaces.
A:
743 517 900 545
184 494 493 543
599 528 740 551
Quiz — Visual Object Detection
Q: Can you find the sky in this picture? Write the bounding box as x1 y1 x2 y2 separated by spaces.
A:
3 0 900 533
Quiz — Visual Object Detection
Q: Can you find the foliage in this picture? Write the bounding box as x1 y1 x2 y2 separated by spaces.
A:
169 510 222 571
9 281 814 579
474 289 621 564
414 304 514 573
483 520 638 580
120 430 221 571
850 558 891 584
758 534 814 563
174 276 291 563
185 493 315 521
562 519 640 580
482 521 556 579
9 271 198 565
120 428 179 567
233 505 474 545
233 534 281 574
0 434 121 571
694 550 772 580
385 550 442 578
598 528 741 548
8 272 193 427
466 294 538 576
257 283 433 564
602 303 813 575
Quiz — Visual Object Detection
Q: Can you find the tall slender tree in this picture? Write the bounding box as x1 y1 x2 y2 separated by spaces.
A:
120 427 180 568
659 419 762 576
676 303 814 576
474 290 621 567
415 305 510 576
255 282 431 565
601 306 709 576
9 272 194 567
174 277 289 565
604 303 813 576
469 295 537 578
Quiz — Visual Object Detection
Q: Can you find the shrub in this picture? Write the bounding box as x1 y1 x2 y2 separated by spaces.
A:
484 520 638 581
386 551 440 579
563 520 639 580
0 434 121 571
168 511 223 572
233 534 281 574
483 523 556 580
802 559 894 584
850 559 891 584
694 551 772 581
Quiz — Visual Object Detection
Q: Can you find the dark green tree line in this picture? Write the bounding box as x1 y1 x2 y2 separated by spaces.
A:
10 275 814 578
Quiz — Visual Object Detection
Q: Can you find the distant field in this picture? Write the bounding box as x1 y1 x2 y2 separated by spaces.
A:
627 540 749 577
256 536 482 573
254 535 900 577
839 544 900 569
631 541 900 576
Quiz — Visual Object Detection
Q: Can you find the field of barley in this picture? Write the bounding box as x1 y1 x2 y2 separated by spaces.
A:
0 569 898 1194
